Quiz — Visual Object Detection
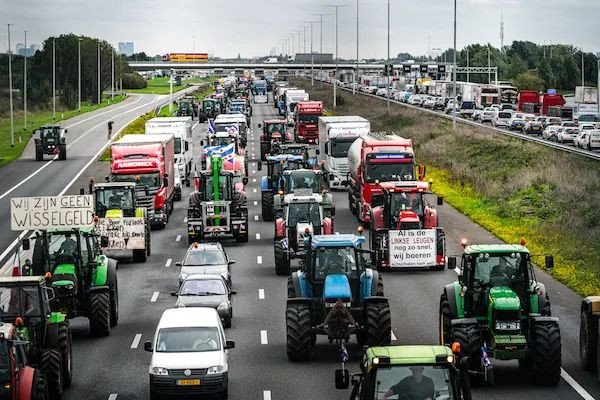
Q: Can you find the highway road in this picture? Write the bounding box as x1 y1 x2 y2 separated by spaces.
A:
11 97 592 399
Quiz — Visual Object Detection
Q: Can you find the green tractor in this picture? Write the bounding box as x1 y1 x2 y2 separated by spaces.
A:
439 241 560 385
0 276 73 399
22 229 119 337
198 98 219 122
34 126 67 161
335 345 472 400
176 99 194 118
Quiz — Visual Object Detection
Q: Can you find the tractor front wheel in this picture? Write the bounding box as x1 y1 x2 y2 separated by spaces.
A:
110 279 119 328
32 369 49 400
531 320 562 385
35 146 43 161
89 290 111 337
133 249 147 262
439 294 452 345
286 302 313 361
274 241 290 276
451 323 485 385
580 310 598 371
40 348 63 400
262 192 274 221
57 322 73 388
362 301 392 347
58 146 67 161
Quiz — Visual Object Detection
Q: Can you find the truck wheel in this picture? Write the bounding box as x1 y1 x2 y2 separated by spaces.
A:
133 249 147 263
262 192 274 221
531 320 561 385
89 290 111 337
274 241 290 276
580 310 599 371
32 369 49 400
235 231 248 243
57 322 73 388
348 192 357 216
286 302 313 361
40 349 63 399
110 279 119 328
363 301 391 347
35 146 43 161
58 146 67 161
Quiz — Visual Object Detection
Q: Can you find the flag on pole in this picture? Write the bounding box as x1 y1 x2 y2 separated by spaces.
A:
340 344 349 363
207 119 216 135
481 345 491 367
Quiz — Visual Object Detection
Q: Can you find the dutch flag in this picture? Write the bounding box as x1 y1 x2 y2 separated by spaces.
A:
202 143 235 163
340 344 349 363
207 119 216 135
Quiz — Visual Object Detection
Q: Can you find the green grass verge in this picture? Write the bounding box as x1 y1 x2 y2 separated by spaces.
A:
127 76 213 95
0 95 126 168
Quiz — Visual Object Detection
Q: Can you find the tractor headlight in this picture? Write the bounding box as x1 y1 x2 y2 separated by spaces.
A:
495 321 520 331
150 367 169 376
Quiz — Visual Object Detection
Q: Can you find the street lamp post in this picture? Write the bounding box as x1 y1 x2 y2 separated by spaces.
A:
111 47 115 100
23 29 27 130
53 37 56 119
451 0 457 131
97 40 101 104
303 21 317 86
7 23 15 147
386 0 391 112
78 38 82 111
311 13 331 86
355 0 359 95
466 48 470 83
326 5 349 108
581 50 585 87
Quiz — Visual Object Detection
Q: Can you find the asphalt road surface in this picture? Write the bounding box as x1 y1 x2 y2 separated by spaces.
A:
2 94 598 400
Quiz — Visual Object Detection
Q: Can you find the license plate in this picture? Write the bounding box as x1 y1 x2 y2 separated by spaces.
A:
177 379 201 386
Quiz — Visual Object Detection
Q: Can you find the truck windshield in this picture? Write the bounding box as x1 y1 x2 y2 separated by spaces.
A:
174 137 182 154
366 162 415 183
209 137 234 147
95 187 134 212
286 172 321 192
373 365 454 400
287 202 322 227
330 138 356 158
313 247 357 280
114 173 161 191
299 114 319 124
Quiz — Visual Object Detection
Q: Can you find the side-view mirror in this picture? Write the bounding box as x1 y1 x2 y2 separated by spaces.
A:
437 196 444 206
64 129 68 134
185 179 191 187
170 291 178 297
200 140 205 146
224 340 235 350
315 148 320 155
100 236 109 248
257 123 262 128
22 238 30 251
447 257 457 270
257 162 263 171
79 188 85 195
175 262 182 267
545 255 554 269
230 290 238 295
335 368 350 389
242 177 248 186
144 341 153 352
228 260 236 265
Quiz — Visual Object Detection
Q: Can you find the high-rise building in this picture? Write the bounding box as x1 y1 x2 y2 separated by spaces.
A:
270 47 278 56
118 42 134 56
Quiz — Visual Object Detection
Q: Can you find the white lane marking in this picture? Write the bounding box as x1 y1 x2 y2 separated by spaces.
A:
257 256 263 264
335 231 340 234
256 233 261 240
253 188 257 193
561 368 595 400
130 334 142 349
252 170 256 174
0 157 58 200
263 391 272 400
258 289 265 299
252 154 256 158
253 200 258 206
254 215 259 221
175 235 181 242
150 291 159 302
108 394 118 400
64 94 143 130
184 217 188 223
252 178 257 183
260 330 268 344
391 330 397 341
165 258 172 267
191 121 199 130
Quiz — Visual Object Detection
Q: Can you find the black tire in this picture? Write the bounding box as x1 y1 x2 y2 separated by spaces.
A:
223 317 232 329
40 349 63 400
235 232 249 243
287 276 295 298
348 191 358 216
57 322 73 388
373 272 384 296
58 146 66 161
531 320 562 385
439 294 452 345
262 191 274 221
31 369 49 400
286 302 313 361
274 241 290 276
89 290 111 337
35 146 43 161
260 142 269 160
362 301 392 347
110 278 119 328
132 249 147 262
580 311 599 371
451 323 484 385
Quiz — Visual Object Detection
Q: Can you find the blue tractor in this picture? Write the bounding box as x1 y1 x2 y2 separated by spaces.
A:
286 234 391 361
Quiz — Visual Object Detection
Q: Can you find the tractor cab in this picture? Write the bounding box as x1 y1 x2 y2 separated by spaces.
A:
258 119 292 160
0 323 43 399
282 195 325 250
282 169 328 194
92 182 139 218
34 125 67 161
37 125 62 143
176 100 193 117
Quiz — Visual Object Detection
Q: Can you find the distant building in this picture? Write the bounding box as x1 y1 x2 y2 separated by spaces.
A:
270 47 278 57
596 51 600 58
118 42 134 56
15 43 39 57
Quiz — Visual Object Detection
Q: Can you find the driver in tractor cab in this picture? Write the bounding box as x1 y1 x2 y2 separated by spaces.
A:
108 194 122 210
59 234 77 257
325 251 346 275
383 366 435 400
490 257 515 287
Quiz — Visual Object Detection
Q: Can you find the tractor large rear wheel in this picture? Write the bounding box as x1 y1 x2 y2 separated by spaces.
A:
531 320 562 385
110 279 119 328
40 349 63 400
260 142 269 161
35 146 43 161
362 301 392 347
132 249 147 262
451 323 485 385
286 302 313 361
262 192 274 221
89 290 111 337
58 145 66 161
31 369 49 400
580 310 598 371
57 322 73 388
274 241 290 276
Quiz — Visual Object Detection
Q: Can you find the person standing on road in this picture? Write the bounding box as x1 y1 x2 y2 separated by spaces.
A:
107 121 114 139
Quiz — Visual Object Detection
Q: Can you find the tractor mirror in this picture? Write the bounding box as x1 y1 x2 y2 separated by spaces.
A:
143 341 153 352
242 177 248 186
315 148 320 155
257 123 262 128
80 188 85 195
545 255 554 269
447 257 457 270
437 196 444 206
100 236 109 248
22 238 30 251
185 179 191 188
170 291 177 296
257 162 263 171
335 368 350 389
329 174 335 182
200 140 205 146
163 174 169 187
64 129 68 134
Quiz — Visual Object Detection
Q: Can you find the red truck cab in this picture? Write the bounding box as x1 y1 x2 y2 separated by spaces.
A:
518 90 540 113
540 93 566 116
294 101 323 144
110 134 175 228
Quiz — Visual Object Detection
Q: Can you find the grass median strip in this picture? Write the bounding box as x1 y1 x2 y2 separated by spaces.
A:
293 79 600 297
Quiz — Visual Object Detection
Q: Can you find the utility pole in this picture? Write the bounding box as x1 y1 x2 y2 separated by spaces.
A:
466 48 470 83
488 45 491 84
311 13 332 86
387 0 391 112
23 29 27 130
597 59 600 117
52 37 56 119
8 23 15 147
452 0 457 131
111 47 115 100
169 69 174 111
355 0 359 94
97 40 101 104
303 21 317 87
581 49 585 87
326 5 348 108
78 37 82 111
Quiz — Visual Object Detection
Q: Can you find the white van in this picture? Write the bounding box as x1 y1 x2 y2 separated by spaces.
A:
145 308 234 399
145 117 193 177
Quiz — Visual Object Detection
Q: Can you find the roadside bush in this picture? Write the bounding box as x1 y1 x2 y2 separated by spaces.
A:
122 73 147 90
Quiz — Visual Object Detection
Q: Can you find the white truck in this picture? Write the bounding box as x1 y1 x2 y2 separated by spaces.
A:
145 117 193 177
318 116 370 189
284 90 309 126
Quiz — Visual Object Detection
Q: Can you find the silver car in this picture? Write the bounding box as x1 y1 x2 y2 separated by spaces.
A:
177 242 234 286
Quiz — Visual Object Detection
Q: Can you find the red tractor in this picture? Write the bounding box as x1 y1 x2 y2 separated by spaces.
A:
369 181 446 271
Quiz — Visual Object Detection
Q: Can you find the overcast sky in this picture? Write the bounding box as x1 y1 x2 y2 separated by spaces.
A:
1 0 599 58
